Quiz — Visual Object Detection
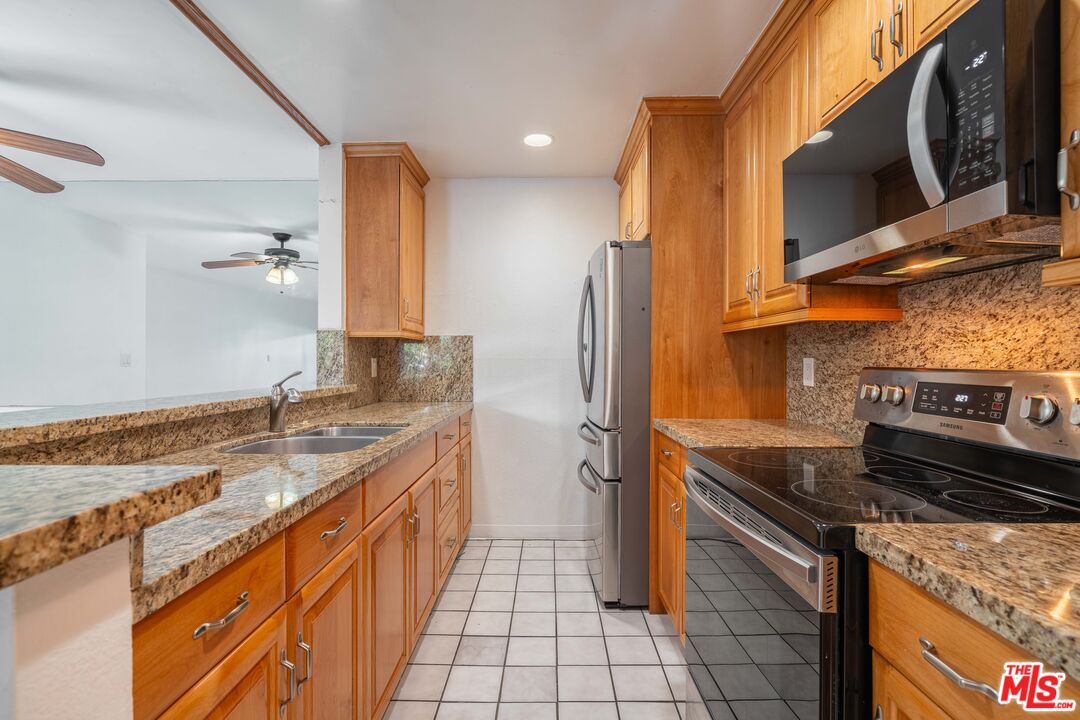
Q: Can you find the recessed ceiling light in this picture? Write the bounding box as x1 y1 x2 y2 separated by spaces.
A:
806 130 833 144
524 133 553 147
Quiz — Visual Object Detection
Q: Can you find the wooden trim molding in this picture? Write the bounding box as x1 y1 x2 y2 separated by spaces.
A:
1042 257 1080 287
342 142 431 186
719 0 813 112
614 97 724 183
170 0 330 146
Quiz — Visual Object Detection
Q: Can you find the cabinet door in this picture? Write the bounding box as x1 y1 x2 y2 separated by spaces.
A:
873 652 954 720
630 129 650 240
910 0 976 52
618 181 632 241
290 544 360 720
656 464 680 621
460 436 472 537
722 89 760 323
361 494 410 720
159 607 289 720
1062 0 1080 262
409 467 439 641
758 18 812 318
399 168 425 335
811 0 884 128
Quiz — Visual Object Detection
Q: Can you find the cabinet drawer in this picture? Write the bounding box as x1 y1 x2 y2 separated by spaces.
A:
285 482 362 596
436 417 461 459
436 446 460 522
656 433 683 475
133 534 286 720
460 410 473 438
437 500 461 584
870 561 1080 720
362 434 436 527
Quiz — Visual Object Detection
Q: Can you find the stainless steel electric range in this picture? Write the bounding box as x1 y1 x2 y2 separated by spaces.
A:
682 368 1080 720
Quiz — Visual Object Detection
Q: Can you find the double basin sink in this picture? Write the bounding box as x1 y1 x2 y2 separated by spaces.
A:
226 426 405 455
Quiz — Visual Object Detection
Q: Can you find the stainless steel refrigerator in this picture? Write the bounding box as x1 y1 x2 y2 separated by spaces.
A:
575 239 650 607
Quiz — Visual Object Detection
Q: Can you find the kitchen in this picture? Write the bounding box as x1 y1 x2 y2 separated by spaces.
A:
1 0 1078 719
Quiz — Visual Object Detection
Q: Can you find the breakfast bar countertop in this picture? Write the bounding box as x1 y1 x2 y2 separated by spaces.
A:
858 523 1080 681
132 401 471 622
0 464 220 590
653 417 853 449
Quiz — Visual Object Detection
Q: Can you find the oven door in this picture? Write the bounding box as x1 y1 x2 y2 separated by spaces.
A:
681 465 841 720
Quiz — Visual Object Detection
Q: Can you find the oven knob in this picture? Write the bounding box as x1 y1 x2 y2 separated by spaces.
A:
860 384 882 403
1019 394 1058 425
883 385 905 406
1071 399 1080 426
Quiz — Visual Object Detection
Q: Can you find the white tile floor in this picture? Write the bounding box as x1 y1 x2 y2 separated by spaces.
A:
388 538 686 720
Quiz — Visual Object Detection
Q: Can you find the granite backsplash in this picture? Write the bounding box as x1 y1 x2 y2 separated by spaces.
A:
786 261 1080 442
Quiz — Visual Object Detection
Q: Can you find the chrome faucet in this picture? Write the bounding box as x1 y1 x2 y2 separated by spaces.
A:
269 371 304 432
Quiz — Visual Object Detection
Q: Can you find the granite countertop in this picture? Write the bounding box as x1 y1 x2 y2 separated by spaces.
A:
133 401 471 622
0 465 220 590
858 524 1080 681
653 418 852 449
0 384 359 450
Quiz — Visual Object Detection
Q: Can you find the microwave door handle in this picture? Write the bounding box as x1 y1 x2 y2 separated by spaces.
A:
577 275 593 402
907 42 947 207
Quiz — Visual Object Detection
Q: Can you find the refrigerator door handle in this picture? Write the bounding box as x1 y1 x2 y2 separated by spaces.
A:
577 275 594 403
576 460 601 495
577 422 600 446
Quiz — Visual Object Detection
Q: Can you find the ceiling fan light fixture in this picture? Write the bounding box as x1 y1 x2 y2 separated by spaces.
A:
266 264 299 285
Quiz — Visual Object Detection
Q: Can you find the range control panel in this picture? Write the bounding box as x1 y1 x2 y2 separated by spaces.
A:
912 381 1011 425
853 368 1080 463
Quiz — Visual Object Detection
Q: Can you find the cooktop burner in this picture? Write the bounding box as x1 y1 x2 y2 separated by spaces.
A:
688 443 1080 548
791 479 928 512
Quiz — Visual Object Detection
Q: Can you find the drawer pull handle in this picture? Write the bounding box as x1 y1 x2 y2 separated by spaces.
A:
443 434 455 440
661 449 673 457
279 649 296 713
873 705 883 720
918 637 999 701
406 513 416 546
1058 129 1080 210
413 512 421 541
446 536 458 551
296 632 313 690
446 478 457 488
319 516 348 540
192 591 249 639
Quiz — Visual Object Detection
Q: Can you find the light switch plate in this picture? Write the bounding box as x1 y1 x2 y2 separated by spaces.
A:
803 357 815 387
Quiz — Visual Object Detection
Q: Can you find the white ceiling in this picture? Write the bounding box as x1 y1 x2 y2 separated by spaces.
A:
190 0 783 178
1 0 318 182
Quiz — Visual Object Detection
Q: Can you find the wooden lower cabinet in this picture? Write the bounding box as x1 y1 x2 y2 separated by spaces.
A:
159 607 290 720
409 466 439 641
873 651 953 720
362 493 411 720
459 436 472 537
656 462 685 635
288 544 360 720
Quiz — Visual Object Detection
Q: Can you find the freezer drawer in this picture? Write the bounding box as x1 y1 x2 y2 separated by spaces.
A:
576 459 621 604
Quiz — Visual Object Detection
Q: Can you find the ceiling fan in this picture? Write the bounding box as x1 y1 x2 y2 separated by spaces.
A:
201 232 318 286
0 127 105 193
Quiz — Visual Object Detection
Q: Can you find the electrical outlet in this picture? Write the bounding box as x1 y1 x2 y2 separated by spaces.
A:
371 358 378 378
119 352 132 368
803 357 816 387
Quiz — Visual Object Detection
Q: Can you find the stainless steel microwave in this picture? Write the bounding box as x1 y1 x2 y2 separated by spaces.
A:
783 0 1060 285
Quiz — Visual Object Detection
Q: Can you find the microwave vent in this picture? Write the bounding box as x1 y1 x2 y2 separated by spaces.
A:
832 276 909 286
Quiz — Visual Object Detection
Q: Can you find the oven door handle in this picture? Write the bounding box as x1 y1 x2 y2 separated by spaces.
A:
683 470 815 584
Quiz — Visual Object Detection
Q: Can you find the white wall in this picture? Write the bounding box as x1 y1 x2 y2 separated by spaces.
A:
0 181 318 407
424 178 617 538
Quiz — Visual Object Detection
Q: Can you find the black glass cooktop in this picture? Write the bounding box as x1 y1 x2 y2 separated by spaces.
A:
689 445 1080 549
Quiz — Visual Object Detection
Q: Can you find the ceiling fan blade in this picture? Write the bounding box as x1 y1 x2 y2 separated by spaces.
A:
230 251 271 260
201 259 263 269
0 154 63 193
291 261 319 269
0 128 104 166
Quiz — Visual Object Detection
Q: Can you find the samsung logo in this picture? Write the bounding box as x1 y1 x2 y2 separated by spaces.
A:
939 421 964 430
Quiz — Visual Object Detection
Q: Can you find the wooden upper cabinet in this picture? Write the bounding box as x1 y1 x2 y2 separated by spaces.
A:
615 127 651 242
618 181 632 241
343 142 429 340
722 89 760 324
910 0 976 52
811 0 886 128
1044 0 1080 285
758 17 811 318
361 493 411 720
288 544 360 720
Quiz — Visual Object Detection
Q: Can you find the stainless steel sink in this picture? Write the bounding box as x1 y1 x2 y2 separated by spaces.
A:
225 436 382 455
298 426 405 438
